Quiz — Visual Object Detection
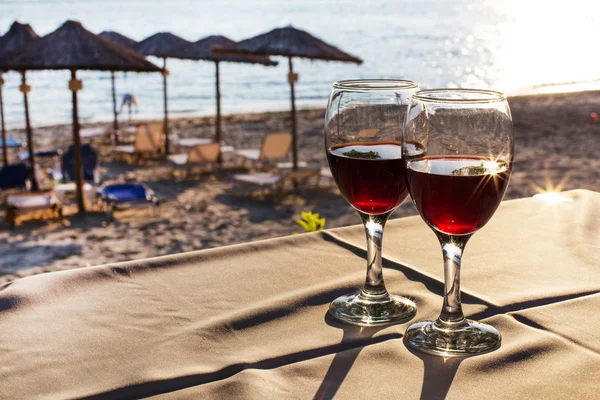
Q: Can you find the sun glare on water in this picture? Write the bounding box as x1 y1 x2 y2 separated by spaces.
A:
488 0 600 90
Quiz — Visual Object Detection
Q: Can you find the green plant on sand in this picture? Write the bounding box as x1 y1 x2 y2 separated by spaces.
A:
296 211 326 232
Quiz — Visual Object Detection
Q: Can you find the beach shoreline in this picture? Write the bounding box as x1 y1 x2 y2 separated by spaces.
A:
1 89 599 284
6 80 600 132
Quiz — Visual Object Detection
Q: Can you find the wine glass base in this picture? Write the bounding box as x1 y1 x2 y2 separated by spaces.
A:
328 291 417 326
404 319 501 357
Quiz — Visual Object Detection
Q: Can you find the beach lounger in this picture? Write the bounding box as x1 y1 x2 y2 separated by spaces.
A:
61 144 98 183
269 161 308 169
19 149 61 162
167 142 220 178
17 150 61 184
5 191 62 229
114 123 163 163
0 164 30 192
98 183 160 220
54 182 97 209
80 126 108 140
236 132 298 169
357 128 380 138
0 137 23 148
232 168 320 199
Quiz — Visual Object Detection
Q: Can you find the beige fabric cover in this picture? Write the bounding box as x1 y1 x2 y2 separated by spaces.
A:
236 132 292 163
188 143 220 164
115 124 163 156
0 190 599 399
260 132 292 160
134 123 163 153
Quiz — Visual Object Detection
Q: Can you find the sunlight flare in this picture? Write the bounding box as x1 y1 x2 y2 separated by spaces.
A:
533 192 573 204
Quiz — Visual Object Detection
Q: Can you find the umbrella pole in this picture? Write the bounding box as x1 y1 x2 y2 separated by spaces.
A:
288 57 298 170
215 61 222 166
0 73 7 166
111 71 119 134
163 57 169 155
21 71 38 191
70 70 85 213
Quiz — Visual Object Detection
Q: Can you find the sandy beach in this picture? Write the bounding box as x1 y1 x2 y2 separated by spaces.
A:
1 89 599 284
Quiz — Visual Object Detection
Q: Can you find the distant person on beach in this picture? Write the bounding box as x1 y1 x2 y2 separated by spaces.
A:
119 93 138 121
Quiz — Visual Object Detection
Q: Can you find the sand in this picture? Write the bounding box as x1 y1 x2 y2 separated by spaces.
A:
1 90 599 284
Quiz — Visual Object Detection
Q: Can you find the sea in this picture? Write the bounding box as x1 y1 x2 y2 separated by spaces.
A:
0 0 598 128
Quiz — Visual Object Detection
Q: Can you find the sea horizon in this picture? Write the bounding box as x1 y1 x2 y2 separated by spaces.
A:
1 0 598 129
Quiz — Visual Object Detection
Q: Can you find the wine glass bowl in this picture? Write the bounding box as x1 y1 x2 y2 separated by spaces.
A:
403 89 513 356
324 79 420 326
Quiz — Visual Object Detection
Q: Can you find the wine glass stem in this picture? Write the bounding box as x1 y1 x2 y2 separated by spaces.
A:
437 233 471 325
359 211 391 297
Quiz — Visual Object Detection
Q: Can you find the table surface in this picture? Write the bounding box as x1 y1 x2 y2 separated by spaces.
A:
1 190 599 399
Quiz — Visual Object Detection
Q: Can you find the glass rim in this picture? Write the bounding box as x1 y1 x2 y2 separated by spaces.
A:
413 88 507 103
333 79 419 91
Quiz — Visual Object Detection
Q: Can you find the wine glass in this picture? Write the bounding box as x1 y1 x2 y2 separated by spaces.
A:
324 79 420 326
402 89 514 356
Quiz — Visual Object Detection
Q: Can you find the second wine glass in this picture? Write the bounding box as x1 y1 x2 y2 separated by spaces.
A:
402 89 514 356
324 79 420 326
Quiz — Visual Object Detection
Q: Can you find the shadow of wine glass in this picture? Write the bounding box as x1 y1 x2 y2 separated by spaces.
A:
408 348 469 400
313 313 398 400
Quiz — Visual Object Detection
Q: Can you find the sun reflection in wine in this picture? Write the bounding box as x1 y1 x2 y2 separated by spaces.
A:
466 158 510 205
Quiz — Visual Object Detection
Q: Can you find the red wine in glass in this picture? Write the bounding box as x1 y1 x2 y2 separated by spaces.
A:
406 156 510 235
327 142 422 215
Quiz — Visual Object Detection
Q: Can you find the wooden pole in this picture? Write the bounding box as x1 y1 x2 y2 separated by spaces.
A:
111 71 118 132
288 57 298 170
70 69 85 213
163 57 169 155
215 61 222 166
21 71 38 191
0 73 7 166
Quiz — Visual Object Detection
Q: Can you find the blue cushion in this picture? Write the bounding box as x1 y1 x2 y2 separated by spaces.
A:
18 150 61 161
0 164 29 190
99 184 149 203
0 137 23 148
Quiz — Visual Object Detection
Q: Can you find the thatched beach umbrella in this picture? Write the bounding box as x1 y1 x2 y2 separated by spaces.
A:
163 35 277 164
0 22 39 168
134 32 192 155
0 22 39 53
214 25 362 169
0 20 161 212
99 31 137 132
98 31 136 50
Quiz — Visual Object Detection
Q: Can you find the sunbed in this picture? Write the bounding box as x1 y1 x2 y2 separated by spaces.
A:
18 149 61 162
5 191 62 228
232 168 320 199
61 144 98 183
115 123 163 163
97 183 160 220
0 164 30 191
167 142 220 178
236 132 305 169
0 136 23 149
357 128 380 138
